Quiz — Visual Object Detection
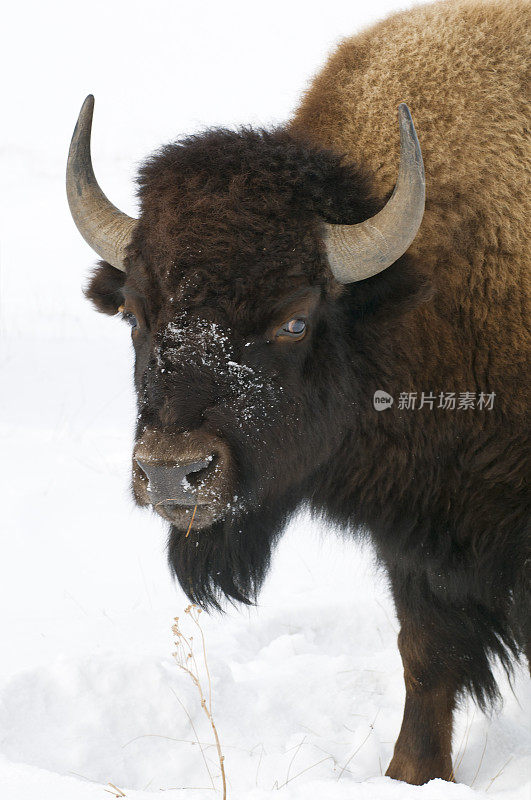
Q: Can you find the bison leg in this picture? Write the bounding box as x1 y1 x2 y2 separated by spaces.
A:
385 620 455 784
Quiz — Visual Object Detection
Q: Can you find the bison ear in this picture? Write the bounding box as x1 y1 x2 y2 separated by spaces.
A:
346 254 434 320
84 262 126 315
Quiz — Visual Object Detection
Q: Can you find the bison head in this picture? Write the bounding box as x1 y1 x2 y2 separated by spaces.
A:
67 97 426 607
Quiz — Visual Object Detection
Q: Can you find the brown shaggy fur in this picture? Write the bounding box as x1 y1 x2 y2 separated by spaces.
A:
292 0 530 415
84 0 530 786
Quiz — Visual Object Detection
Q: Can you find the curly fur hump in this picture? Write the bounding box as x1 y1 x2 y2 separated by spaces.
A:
84 0 530 786
292 0 530 412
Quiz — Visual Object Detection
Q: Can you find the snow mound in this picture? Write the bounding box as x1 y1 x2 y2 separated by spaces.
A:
0 569 529 800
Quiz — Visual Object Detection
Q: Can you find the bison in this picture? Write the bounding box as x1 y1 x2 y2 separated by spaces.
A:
66 0 530 786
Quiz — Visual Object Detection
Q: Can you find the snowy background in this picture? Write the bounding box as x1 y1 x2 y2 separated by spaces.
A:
1 0 529 797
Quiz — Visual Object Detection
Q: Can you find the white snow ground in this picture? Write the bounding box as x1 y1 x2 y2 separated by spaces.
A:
1 1 529 798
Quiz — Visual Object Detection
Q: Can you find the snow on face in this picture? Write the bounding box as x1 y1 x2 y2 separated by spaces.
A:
155 315 282 428
156 317 233 373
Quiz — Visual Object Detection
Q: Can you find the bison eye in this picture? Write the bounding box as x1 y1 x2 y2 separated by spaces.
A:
276 317 307 340
119 307 138 331
126 313 138 330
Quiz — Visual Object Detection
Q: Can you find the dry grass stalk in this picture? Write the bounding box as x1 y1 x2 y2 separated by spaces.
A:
273 756 335 789
185 504 198 538
450 708 475 782
471 732 489 786
104 783 126 797
172 606 227 799
337 708 379 781
486 756 512 792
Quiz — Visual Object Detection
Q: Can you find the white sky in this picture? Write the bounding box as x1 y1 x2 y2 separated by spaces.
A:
2 0 425 176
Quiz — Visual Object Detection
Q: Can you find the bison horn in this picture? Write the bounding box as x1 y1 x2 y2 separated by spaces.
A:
323 104 425 283
66 95 137 272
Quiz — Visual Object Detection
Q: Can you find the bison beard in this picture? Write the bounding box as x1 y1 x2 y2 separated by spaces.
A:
168 496 293 609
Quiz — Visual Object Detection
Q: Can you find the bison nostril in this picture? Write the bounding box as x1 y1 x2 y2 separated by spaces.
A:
135 455 215 505
183 456 215 486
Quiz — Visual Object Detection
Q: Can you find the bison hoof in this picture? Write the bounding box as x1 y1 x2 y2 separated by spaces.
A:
386 754 454 785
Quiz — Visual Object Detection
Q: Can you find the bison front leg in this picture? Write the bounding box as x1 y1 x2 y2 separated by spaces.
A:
385 620 455 784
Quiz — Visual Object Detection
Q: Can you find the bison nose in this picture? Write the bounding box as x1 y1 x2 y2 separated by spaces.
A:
135 457 213 506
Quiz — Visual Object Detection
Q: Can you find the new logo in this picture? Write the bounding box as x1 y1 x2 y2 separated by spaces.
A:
373 390 394 411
